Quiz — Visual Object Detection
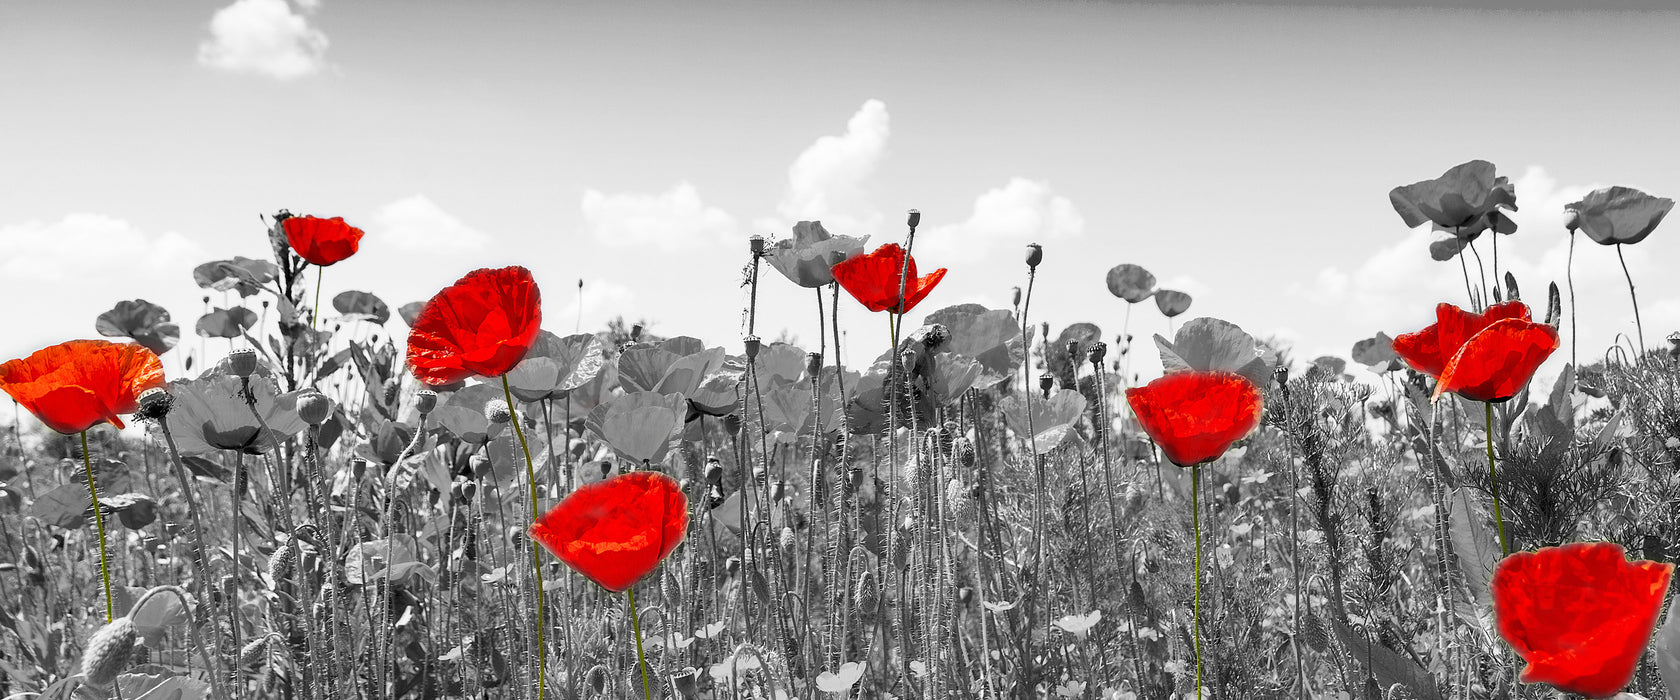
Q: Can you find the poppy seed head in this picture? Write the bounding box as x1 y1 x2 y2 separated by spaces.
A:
743 335 761 361
297 392 332 426
415 390 438 415
137 388 173 421
1087 341 1108 365
1025 243 1043 268
485 400 512 424
907 209 921 229
749 235 765 256
806 352 823 378
1039 373 1054 398
228 348 258 378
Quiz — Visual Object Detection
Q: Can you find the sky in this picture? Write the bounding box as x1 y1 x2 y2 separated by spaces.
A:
3 0 1679 423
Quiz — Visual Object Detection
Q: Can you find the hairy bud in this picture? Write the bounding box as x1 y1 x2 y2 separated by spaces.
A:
485 400 512 424
137 387 173 421
81 617 136 689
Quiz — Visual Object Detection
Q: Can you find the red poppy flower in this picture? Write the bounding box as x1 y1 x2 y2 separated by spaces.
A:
282 215 365 267
0 340 165 434
1493 542 1673 699
1125 371 1262 467
1391 301 1559 403
831 243 947 314
406 266 543 386
529 471 688 593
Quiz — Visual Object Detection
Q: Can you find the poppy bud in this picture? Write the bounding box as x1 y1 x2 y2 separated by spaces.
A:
723 414 741 436
743 335 761 360
1039 373 1054 398
907 209 921 229
631 323 644 342
352 458 368 481
485 400 512 424
456 480 477 503
297 392 332 426
1563 209 1581 232
806 352 823 378
1275 365 1290 386
1011 286 1022 307
137 388 173 421
415 390 438 415
704 457 723 486
269 540 295 583
1025 243 1043 268
749 235 765 256
228 348 258 378
1040 322 1050 342
953 437 976 468
1504 272 1520 301
81 616 136 689
1087 341 1107 365
771 480 787 502
779 526 796 551
1066 340 1080 364
671 667 701 699
240 636 270 669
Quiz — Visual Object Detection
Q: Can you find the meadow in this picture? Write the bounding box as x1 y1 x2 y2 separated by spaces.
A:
1 159 1677 700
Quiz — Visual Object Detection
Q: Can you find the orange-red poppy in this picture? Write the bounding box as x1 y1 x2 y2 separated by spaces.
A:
282 215 365 267
1493 542 1672 698
530 471 688 593
1125 371 1262 467
407 266 543 386
0 340 165 434
1391 301 1558 402
831 243 946 314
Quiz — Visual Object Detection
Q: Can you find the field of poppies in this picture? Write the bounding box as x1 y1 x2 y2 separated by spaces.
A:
1 160 1678 700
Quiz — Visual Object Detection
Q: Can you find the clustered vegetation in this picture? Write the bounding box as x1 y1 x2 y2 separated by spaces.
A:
0 161 1678 700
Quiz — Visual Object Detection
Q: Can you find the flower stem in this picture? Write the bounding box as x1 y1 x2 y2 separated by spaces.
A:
312 265 323 330
1568 232 1577 369
1191 463 1203 700
1485 402 1509 556
82 430 114 622
629 587 653 700
502 375 547 700
1616 243 1646 359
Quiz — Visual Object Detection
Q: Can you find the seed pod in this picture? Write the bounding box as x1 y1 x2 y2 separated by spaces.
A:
670 666 701 699
743 335 761 361
1025 243 1043 268
80 616 137 689
137 388 173 420
1011 286 1022 308
415 390 438 415
484 400 512 424
704 457 723 486
906 209 921 229
297 392 332 425
268 540 295 584
806 352 823 378
1087 341 1107 366
748 235 765 256
1038 373 1054 398
228 348 258 378
240 635 271 668
723 414 742 436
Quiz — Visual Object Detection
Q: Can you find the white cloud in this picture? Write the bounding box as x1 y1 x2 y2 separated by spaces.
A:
0 214 202 283
555 279 637 333
197 0 329 80
580 181 736 250
917 178 1084 263
370 195 491 254
774 99 891 235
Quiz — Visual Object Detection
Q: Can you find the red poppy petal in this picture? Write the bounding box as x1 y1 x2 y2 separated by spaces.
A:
530 471 688 592
283 216 365 267
1392 324 1446 378
407 267 543 385
0 340 164 434
1125 371 1262 467
1494 542 1672 698
1433 318 1559 402
901 268 948 314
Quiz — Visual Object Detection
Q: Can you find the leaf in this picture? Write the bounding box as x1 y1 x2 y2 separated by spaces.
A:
332 290 391 324
1105 264 1156 303
28 484 90 529
129 587 189 646
1657 602 1680 700
1332 619 1443 700
195 307 258 339
1447 487 1499 613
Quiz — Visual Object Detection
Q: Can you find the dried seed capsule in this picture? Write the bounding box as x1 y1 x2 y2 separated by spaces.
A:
137 387 173 420
227 348 258 378
415 390 438 415
1087 341 1108 366
1025 243 1043 268
906 209 921 229
748 235 765 256
742 335 761 361
1038 373 1054 398
81 616 137 689
806 352 823 378
297 392 332 425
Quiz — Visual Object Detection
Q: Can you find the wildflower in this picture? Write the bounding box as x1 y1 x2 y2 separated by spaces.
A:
80 616 136 689
1567 186 1673 246
832 243 947 314
1125 371 1262 467
1493 542 1672 698
529 471 688 593
161 373 306 455
282 215 365 266
0 340 165 434
1388 159 1517 238
1391 300 1558 402
763 221 870 288
94 299 179 356
407 266 543 385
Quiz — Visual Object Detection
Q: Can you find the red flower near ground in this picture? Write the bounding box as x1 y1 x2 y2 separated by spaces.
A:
282 215 365 267
530 471 688 593
1126 371 1262 467
0 340 165 434
1391 301 1559 402
407 266 543 385
831 243 947 314
1493 542 1673 699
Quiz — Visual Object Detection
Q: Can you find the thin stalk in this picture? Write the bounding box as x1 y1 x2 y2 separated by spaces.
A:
156 419 228 700
1568 232 1578 368
1017 263 1043 692
630 587 654 700
1467 238 1488 309
1616 244 1646 358
502 374 547 700
1458 251 1476 312
1485 402 1509 556
81 431 115 622
312 266 323 330
1191 463 1203 700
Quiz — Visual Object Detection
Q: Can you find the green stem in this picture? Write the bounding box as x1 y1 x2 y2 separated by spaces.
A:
1486 402 1509 556
311 265 323 330
629 587 653 700
1191 463 1203 700
502 375 546 700
83 430 114 622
